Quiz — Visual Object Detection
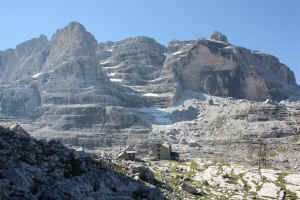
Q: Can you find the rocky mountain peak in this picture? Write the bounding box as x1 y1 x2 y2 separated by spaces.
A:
162 32 298 102
210 31 228 43
15 34 49 58
43 22 98 71
112 36 166 63
50 21 97 57
66 21 87 31
51 21 88 40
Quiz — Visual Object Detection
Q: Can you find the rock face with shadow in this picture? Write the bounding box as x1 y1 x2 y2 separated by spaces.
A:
162 31 298 102
96 36 170 107
169 106 199 122
0 35 50 83
0 22 147 136
0 22 299 153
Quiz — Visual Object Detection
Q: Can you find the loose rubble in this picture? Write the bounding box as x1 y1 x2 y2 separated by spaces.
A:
0 125 163 200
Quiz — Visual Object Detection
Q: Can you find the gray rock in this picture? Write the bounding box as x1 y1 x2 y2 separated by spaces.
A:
0 85 41 118
162 36 297 102
210 31 228 43
167 40 195 53
0 35 50 83
0 125 164 200
181 183 203 195
0 21 299 170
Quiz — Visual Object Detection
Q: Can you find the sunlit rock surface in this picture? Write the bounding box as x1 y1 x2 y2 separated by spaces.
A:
0 22 300 173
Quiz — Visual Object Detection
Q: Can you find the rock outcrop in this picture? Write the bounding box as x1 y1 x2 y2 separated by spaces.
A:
0 35 49 82
0 125 163 200
163 32 297 102
97 36 169 106
210 31 228 43
0 22 147 135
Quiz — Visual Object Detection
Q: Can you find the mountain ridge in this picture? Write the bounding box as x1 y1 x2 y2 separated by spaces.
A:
2 21 300 200
0 22 299 169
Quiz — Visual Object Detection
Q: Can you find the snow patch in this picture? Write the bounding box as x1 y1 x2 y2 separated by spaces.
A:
32 72 43 78
108 72 116 77
143 93 160 97
110 78 123 82
104 64 123 69
172 50 184 55
99 60 111 65
148 77 164 83
43 104 98 108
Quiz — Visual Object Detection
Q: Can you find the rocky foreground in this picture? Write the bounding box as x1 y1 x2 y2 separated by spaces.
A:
2 125 300 200
146 159 300 199
0 125 163 200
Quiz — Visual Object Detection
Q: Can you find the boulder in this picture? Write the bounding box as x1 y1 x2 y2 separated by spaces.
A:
131 164 156 184
8 124 29 136
181 183 204 195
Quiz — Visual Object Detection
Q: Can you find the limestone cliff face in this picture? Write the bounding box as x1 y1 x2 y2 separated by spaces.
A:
41 22 105 82
97 36 166 85
0 24 298 147
0 22 146 133
163 32 297 101
96 36 170 106
0 85 41 118
0 35 49 82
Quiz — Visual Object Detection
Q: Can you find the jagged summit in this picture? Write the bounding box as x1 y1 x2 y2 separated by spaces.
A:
51 21 88 40
67 21 87 30
0 22 298 103
47 21 97 64
210 31 228 43
162 31 297 102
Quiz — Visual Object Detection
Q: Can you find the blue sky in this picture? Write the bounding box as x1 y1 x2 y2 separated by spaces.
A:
1 1 299 82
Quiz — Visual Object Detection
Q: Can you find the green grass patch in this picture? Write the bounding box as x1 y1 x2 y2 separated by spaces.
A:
268 150 278 158
289 135 300 143
226 169 239 185
190 160 199 172
276 146 288 153
274 172 298 200
115 163 127 175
